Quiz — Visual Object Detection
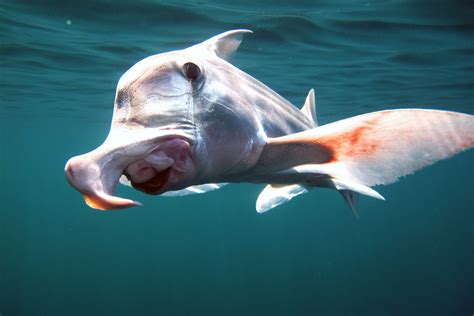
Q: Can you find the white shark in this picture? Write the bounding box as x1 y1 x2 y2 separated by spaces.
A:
65 30 474 214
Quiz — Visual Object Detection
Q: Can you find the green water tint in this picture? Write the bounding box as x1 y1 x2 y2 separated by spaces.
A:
1 1 473 315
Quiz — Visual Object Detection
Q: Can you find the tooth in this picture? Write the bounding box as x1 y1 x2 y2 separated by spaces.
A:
119 175 132 187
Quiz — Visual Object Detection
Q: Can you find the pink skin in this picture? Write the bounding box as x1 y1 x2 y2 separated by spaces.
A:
124 138 194 194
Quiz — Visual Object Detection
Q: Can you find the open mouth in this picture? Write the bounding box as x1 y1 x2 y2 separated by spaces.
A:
122 138 192 195
65 137 195 210
128 166 172 194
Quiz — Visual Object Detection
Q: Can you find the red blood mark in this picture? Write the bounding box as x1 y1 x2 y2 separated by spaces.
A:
314 116 382 163
345 125 379 157
349 125 366 145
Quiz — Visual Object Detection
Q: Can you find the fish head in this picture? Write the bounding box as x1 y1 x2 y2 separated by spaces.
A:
65 30 260 210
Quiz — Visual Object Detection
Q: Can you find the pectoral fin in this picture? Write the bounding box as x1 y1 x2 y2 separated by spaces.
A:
256 184 308 213
161 183 228 197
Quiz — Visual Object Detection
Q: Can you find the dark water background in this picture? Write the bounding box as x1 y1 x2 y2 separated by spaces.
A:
1 1 473 315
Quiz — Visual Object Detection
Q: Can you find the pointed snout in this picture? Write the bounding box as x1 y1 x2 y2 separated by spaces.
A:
65 155 141 211
64 128 195 210
64 157 85 189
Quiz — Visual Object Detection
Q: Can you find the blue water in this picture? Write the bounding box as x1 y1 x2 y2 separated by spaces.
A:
1 1 473 315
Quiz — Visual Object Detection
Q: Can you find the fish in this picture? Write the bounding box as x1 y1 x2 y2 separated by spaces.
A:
64 30 474 214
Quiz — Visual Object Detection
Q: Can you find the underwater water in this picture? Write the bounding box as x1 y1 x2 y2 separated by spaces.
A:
1 0 473 315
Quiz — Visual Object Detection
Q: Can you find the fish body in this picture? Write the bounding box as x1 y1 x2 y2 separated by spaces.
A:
65 30 474 213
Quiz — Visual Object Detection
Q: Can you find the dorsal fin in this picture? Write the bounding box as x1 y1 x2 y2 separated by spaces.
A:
301 88 318 125
192 29 253 61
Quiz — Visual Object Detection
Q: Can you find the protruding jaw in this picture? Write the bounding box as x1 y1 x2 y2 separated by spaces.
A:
65 154 139 210
65 128 197 210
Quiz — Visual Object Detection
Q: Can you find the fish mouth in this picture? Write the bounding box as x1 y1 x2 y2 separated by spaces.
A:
65 160 143 211
65 136 195 210
123 137 194 195
129 167 172 194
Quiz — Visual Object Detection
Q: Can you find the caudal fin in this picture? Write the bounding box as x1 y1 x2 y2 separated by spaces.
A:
267 109 474 187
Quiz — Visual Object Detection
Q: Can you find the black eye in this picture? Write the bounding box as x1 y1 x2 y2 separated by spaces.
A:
183 62 201 81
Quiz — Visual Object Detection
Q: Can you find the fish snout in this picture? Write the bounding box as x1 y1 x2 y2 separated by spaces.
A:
65 133 196 210
64 155 141 211
65 156 89 188
64 155 101 191
65 158 75 184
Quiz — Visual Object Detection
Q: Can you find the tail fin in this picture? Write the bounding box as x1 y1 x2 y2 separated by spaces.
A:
267 109 474 187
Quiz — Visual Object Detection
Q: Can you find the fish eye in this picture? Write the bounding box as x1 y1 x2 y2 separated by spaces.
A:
183 62 201 81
